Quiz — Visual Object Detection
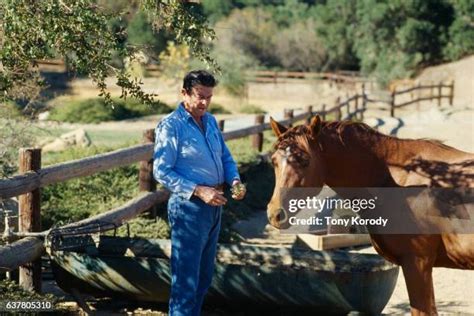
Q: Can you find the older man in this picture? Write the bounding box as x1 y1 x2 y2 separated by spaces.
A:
153 70 246 316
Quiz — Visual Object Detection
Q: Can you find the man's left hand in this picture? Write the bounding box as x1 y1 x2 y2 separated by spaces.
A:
231 180 246 200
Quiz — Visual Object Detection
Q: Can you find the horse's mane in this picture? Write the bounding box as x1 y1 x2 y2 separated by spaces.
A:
274 119 452 155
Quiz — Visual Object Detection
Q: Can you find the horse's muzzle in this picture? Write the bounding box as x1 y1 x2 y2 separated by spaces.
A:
268 208 291 229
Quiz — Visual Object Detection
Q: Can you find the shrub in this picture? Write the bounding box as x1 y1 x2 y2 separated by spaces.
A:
209 102 231 114
443 0 474 60
0 100 22 118
239 104 266 114
49 98 171 123
0 279 58 303
275 19 327 71
0 117 34 178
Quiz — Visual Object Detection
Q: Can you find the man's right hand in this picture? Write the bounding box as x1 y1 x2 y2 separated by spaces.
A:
194 185 227 206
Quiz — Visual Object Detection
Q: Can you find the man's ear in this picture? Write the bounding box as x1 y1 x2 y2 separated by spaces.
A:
309 115 322 138
270 117 287 137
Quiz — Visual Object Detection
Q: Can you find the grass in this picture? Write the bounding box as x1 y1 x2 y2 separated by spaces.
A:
86 130 142 147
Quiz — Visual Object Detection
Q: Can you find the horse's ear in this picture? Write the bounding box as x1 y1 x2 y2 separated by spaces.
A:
270 117 287 137
309 115 322 138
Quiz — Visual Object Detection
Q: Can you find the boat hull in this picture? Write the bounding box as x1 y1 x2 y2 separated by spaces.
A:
50 236 399 315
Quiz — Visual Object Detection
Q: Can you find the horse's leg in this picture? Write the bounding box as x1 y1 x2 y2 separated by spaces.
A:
401 256 437 316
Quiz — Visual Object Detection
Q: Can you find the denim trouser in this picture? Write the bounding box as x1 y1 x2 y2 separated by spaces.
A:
167 194 222 316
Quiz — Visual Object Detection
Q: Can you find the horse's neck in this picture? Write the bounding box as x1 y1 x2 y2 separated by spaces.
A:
320 131 399 187
320 127 472 187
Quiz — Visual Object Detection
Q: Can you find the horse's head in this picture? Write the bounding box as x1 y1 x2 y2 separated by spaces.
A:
267 115 326 228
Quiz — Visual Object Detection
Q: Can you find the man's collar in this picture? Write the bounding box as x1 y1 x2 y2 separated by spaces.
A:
177 102 209 125
177 102 192 121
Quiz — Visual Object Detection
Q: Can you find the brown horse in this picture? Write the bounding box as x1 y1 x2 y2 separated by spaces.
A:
266 115 474 315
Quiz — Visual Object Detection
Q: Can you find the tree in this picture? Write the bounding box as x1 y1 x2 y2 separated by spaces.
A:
0 0 217 109
353 0 453 84
215 7 279 68
443 0 474 60
314 0 359 70
274 19 327 71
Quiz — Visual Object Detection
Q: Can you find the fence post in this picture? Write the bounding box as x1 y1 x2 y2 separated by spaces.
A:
361 84 367 121
218 119 225 132
449 80 454 106
284 109 294 127
416 82 421 111
346 93 350 119
430 81 434 100
354 94 359 120
252 114 265 152
390 89 396 118
18 148 42 293
321 104 327 121
335 97 342 120
438 81 442 107
139 129 157 217
305 105 313 124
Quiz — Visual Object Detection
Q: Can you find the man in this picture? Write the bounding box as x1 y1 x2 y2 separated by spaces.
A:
153 70 246 316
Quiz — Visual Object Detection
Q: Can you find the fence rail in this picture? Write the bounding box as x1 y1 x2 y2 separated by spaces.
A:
0 79 455 292
388 80 454 117
245 70 370 85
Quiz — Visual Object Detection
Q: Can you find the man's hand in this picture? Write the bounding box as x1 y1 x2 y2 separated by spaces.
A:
231 180 246 200
194 185 227 206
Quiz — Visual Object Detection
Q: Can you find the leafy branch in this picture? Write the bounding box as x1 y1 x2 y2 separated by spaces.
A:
0 0 218 107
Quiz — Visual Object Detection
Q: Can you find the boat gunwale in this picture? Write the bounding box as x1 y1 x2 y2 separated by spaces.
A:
49 236 399 273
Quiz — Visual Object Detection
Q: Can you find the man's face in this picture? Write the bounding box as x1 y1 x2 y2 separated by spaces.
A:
182 84 214 119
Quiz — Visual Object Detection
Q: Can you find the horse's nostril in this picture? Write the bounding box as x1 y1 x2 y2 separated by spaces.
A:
276 212 282 223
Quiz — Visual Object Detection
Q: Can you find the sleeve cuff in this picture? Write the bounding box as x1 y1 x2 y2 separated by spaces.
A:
180 181 197 200
227 176 241 186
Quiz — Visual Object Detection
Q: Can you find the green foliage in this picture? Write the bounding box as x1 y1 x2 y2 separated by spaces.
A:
157 41 191 83
239 104 266 114
0 279 59 304
268 0 312 28
349 0 455 84
314 0 359 70
0 100 22 118
275 18 327 71
443 0 474 60
0 0 217 108
49 98 171 123
112 216 171 239
207 0 472 85
217 8 279 68
202 0 235 23
127 11 168 54
210 38 256 97
0 117 34 177
209 102 231 114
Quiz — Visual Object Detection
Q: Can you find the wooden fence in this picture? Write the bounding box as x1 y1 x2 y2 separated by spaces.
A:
389 81 455 117
0 79 455 292
245 70 369 85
